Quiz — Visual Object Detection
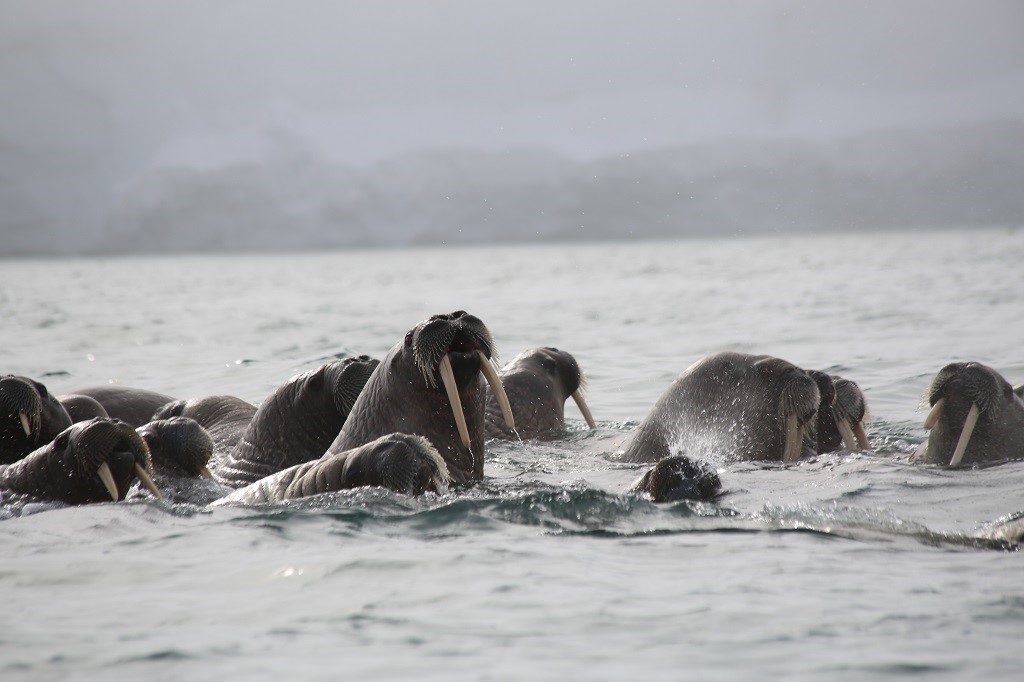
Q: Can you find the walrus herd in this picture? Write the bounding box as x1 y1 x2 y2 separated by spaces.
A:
2 310 1023 543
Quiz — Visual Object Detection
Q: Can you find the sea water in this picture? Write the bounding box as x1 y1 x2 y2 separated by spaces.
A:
2 227 1023 680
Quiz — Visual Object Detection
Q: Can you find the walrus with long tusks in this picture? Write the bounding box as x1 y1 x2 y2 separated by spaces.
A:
806 370 870 454
1 375 73 465
208 356 379 488
66 385 176 427
0 417 161 504
327 311 514 488
914 362 1024 467
619 352 820 464
484 346 596 440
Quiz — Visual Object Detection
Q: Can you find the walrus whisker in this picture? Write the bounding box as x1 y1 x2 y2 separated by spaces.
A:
782 413 803 462
837 418 859 451
571 389 597 429
439 354 472 451
924 398 945 429
477 350 515 431
134 464 163 499
853 421 870 450
96 462 119 501
948 403 980 467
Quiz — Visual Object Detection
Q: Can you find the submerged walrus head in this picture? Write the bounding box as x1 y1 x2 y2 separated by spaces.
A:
484 346 596 440
0 417 161 504
920 362 1024 467
329 311 514 485
0 375 73 464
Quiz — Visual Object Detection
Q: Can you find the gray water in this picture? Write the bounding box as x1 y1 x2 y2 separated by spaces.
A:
2 228 1023 680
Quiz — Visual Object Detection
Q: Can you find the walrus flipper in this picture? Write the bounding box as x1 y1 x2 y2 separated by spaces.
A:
630 455 722 503
217 434 450 504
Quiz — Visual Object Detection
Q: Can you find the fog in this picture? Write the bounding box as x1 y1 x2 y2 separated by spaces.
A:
2 1 1023 255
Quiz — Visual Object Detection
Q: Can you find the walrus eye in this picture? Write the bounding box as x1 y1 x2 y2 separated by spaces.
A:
309 371 324 391
32 381 48 398
541 357 557 373
404 331 414 348
54 432 69 450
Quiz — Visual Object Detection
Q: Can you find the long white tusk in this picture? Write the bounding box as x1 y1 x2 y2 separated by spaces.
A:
439 354 471 450
19 412 32 437
476 350 515 431
96 462 119 501
837 418 859 452
853 421 870 450
948 403 980 467
199 466 213 480
571 389 597 429
134 464 163 499
924 398 945 429
782 413 803 462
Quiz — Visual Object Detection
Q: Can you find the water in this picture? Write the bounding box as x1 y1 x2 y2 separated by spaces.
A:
2 227 1023 680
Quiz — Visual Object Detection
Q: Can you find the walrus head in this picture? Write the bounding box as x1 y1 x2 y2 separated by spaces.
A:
754 357 821 462
0 375 73 464
922 362 1024 467
484 346 596 440
137 417 214 479
331 311 514 485
806 370 870 454
0 418 161 504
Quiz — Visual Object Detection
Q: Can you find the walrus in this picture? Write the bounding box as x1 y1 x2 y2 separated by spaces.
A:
67 385 176 427
215 434 450 505
629 455 722 502
1 375 73 464
619 352 821 464
483 347 596 440
0 417 161 504
211 356 380 487
59 393 110 422
152 395 258 463
328 311 515 487
136 417 214 479
806 370 870 454
915 362 1024 466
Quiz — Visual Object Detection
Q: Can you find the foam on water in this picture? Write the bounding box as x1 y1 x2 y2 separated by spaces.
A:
2 228 1024 680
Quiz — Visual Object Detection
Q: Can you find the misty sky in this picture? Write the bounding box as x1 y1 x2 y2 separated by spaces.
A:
2 0 1023 169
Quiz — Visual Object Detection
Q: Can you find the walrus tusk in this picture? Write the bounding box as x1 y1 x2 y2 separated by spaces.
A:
782 413 803 463
134 464 163 499
853 421 870 450
199 466 213 480
476 350 515 431
96 462 119 501
837 418 859 452
948 403 980 467
439 354 472 450
19 412 32 437
924 398 944 429
571 389 597 429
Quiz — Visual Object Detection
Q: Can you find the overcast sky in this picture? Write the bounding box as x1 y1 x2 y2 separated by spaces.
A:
2 0 1023 170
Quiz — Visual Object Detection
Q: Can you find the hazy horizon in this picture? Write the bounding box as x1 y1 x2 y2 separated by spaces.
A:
2 1 1023 255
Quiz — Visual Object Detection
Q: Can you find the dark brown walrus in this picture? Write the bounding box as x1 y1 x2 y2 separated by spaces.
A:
483 347 596 440
915 362 1024 467
620 352 821 464
223 312 515 503
0 417 161 504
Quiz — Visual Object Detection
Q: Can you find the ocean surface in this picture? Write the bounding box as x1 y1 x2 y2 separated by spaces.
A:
2 227 1023 680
